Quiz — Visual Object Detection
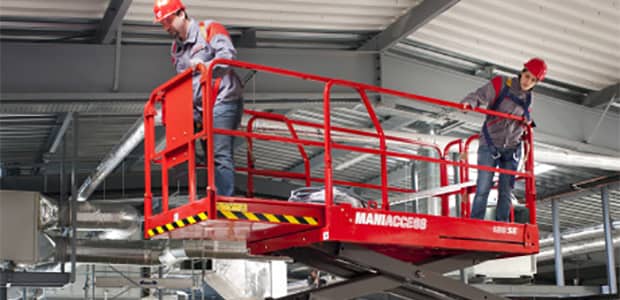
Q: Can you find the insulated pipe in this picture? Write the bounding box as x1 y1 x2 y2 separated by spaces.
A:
539 221 620 248
76 117 145 202
74 202 140 239
54 240 249 265
537 235 620 262
38 195 141 240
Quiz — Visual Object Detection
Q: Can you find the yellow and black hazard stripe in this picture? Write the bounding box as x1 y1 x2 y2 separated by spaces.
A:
216 210 318 226
147 209 319 238
146 211 208 237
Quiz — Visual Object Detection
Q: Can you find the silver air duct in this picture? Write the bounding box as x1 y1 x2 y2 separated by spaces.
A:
38 195 141 240
39 194 60 230
539 221 620 248
74 202 141 240
76 118 145 202
54 240 249 265
537 235 620 262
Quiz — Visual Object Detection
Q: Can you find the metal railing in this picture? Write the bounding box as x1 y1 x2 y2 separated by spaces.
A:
143 59 537 229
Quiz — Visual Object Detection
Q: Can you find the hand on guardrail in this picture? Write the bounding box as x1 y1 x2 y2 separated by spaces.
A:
190 58 204 68
460 103 472 112
521 119 536 128
459 151 468 162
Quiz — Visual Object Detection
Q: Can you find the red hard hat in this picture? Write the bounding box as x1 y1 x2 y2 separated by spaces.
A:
153 0 185 23
524 58 547 81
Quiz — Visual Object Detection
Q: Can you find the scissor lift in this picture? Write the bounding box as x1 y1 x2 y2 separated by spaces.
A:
143 59 539 300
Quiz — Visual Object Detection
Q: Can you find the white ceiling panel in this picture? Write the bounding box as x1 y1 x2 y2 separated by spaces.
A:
409 0 620 90
0 0 109 19
127 0 419 31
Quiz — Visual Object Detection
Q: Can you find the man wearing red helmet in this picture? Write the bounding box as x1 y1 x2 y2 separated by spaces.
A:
154 0 244 196
461 58 547 222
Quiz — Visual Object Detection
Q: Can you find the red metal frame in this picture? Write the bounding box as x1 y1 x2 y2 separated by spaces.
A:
143 59 539 261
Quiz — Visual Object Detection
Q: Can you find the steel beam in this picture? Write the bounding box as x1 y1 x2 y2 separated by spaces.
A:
311 275 400 300
44 113 73 160
0 43 377 95
95 277 193 289
0 271 70 287
389 39 591 104
280 243 507 300
419 252 499 274
277 274 402 300
358 0 459 52
538 174 620 202
237 28 257 48
586 94 617 144
95 0 133 44
278 245 364 279
113 23 123 91
582 83 620 108
0 92 362 114
601 186 618 295
472 284 602 298
70 112 78 283
552 199 564 286
336 244 505 300
380 53 620 155
388 286 445 300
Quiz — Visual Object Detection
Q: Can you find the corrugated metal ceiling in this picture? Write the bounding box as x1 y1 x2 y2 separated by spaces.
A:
127 0 418 31
0 0 108 19
408 0 620 90
0 0 421 48
0 114 56 166
2 0 617 88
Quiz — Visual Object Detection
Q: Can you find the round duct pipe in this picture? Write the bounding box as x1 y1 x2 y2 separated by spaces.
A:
537 234 620 262
76 119 145 202
38 196 141 240
74 202 140 240
539 221 620 248
53 239 249 266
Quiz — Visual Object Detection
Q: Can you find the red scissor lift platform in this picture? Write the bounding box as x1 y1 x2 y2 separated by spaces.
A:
143 59 539 300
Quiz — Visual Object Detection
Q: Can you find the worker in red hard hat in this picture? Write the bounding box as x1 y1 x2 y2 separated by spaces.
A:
461 58 547 222
154 0 244 197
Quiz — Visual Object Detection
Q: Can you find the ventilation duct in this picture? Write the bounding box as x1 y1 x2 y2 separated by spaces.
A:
76 118 145 202
537 235 620 262
539 221 620 248
55 240 249 265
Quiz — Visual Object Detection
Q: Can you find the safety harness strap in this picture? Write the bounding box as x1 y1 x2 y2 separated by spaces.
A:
482 78 531 159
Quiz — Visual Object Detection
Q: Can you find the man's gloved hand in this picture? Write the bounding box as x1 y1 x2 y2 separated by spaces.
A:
459 151 468 162
190 58 204 68
521 119 536 128
461 103 472 111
